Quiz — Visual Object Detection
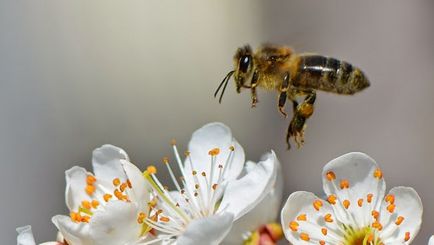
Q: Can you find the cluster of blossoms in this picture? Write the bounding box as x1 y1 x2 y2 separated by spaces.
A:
16 123 430 245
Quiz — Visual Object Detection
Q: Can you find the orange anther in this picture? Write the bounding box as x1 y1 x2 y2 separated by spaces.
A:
229 145 235 151
327 195 337 205
81 200 91 209
126 179 132 188
120 183 128 192
91 200 99 208
201 172 206 177
326 171 336 181
192 170 197 176
103 193 112 202
289 221 299 231
367 193 373 203
387 204 396 213
373 168 383 179
300 233 310 241
212 184 218 190
85 185 96 196
313 200 323 211
372 210 379 220
324 213 333 223
343 200 350 209
321 228 328 236
319 240 325 245
395 216 404 225
112 178 121 186
147 165 157 174
358 198 363 207
208 148 220 156
86 175 96 185
170 139 176 145
160 216 170 222
367 233 374 242
372 221 383 231
162 157 169 164
385 194 395 204
404 232 410 242
297 214 307 221
81 215 91 223
340 179 350 189
184 151 190 157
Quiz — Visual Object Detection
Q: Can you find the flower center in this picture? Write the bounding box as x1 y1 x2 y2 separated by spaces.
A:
343 226 382 245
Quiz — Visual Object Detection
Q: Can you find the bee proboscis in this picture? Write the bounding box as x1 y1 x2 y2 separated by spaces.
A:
215 44 370 149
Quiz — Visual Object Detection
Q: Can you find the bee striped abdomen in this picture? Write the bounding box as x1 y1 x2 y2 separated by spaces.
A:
293 55 370 94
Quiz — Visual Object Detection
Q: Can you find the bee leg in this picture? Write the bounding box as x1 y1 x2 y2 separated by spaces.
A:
250 70 259 107
278 72 291 117
287 91 316 149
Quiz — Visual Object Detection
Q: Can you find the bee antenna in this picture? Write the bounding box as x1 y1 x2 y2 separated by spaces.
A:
214 70 234 103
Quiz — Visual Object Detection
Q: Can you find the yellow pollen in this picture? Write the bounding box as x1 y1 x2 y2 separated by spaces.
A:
385 194 395 204
340 179 350 189
120 183 128 192
313 200 323 211
395 216 404 225
297 214 307 221
367 193 373 203
112 178 121 186
81 200 91 209
201 172 206 177
324 213 333 223
229 145 235 151
327 194 337 205
163 157 169 164
160 216 170 222
300 232 310 241
170 139 176 145
70 212 80 222
321 228 328 236
137 212 146 224
147 165 157 174
358 198 363 207
126 179 132 188
208 148 220 156
184 151 190 157
326 171 336 181
289 221 299 231
343 200 350 209
195 184 199 189
81 215 91 223
367 233 374 242
86 175 96 185
192 170 197 176
387 204 396 213
404 232 410 241
85 185 96 196
103 193 112 202
373 168 383 179
319 240 325 245
91 200 99 208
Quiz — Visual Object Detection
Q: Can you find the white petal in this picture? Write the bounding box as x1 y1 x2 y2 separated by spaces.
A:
92 144 129 182
89 200 142 245
379 187 422 244
281 191 344 244
121 159 150 210
224 158 284 244
322 152 386 228
52 215 92 245
184 122 245 183
429 235 434 245
218 151 278 220
176 213 234 245
65 166 93 211
17 225 36 245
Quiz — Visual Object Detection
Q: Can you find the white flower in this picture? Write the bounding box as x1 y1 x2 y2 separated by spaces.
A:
142 122 279 245
429 235 434 245
281 152 423 245
223 156 284 245
16 225 64 245
51 145 150 245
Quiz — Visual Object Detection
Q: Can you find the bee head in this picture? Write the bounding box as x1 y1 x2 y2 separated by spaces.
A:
233 45 253 93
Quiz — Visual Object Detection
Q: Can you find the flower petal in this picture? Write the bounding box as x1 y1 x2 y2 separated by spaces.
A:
89 200 142 245
379 186 422 244
223 158 284 244
176 213 234 245
322 152 386 228
52 215 92 245
429 235 434 245
185 122 245 183
92 144 129 183
218 151 278 220
17 225 36 245
281 191 344 244
65 166 93 211
120 159 150 210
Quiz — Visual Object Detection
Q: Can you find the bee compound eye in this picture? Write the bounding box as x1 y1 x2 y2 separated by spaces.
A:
239 55 251 73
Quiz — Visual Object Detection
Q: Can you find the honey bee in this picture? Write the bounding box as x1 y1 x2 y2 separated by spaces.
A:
215 44 370 149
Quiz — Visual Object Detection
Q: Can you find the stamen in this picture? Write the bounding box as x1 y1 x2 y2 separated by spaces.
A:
367 193 373 203
86 175 96 185
386 204 395 213
313 200 323 211
343 200 350 209
404 232 410 242
321 228 328 236
85 185 96 196
300 232 310 241
324 213 333 223
103 193 112 202
208 148 220 156
395 216 404 225
327 195 337 205
358 198 363 207
163 157 182 192
373 168 383 179
113 178 121 186
326 171 336 181
385 194 395 204
289 221 299 231
297 214 307 221
340 179 349 189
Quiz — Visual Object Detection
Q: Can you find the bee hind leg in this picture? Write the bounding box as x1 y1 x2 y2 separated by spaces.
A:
286 91 316 149
250 70 259 107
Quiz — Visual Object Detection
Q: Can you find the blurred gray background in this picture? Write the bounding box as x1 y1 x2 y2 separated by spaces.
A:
1 0 434 244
